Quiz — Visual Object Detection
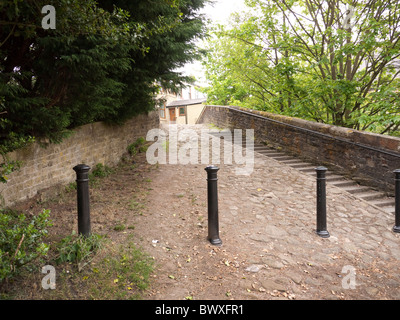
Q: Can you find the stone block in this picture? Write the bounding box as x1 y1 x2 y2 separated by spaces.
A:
199 105 399 193
1 111 159 206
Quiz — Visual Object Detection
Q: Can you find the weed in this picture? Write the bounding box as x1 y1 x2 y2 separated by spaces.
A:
85 242 154 299
127 144 137 156
65 182 77 193
55 232 104 272
128 200 145 211
113 223 126 232
127 137 148 156
90 163 114 178
88 163 115 188
138 145 148 153
191 193 198 205
134 137 146 146
111 243 154 291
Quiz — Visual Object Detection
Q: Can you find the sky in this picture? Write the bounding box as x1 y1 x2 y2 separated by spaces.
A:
201 0 248 24
179 0 248 86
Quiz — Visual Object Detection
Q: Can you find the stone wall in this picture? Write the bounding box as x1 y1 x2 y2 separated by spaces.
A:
1 111 159 206
198 105 400 193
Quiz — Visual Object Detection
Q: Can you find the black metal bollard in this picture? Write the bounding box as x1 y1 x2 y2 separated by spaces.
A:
315 166 330 238
205 165 222 246
393 169 400 233
73 164 91 237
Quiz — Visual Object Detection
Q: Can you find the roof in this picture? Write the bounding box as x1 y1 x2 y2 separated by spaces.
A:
166 98 206 108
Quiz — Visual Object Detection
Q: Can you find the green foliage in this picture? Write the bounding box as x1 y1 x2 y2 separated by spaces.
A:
107 243 154 291
127 144 137 156
90 163 114 179
134 137 146 147
127 137 147 156
0 209 52 282
203 0 400 135
83 242 154 299
113 223 126 232
0 0 207 155
55 232 104 271
0 133 34 184
0 158 21 184
0 0 135 147
88 163 115 188
64 181 77 193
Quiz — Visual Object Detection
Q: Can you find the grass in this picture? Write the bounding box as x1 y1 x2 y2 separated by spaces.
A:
55 232 104 272
113 222 126 232
1 236 154 300
0 154 156 300
89 163 115 188
91 163 115 178
128 197 145 215
83 240 154 300
104 242 154 292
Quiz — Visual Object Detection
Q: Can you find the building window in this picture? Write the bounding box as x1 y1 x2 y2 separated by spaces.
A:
160 102 166 119
179 106 186 116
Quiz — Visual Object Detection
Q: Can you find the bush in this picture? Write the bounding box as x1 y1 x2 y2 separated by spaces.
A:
0 209 52 282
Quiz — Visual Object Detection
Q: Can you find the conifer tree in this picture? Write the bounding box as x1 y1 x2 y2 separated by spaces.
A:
0 0 207 155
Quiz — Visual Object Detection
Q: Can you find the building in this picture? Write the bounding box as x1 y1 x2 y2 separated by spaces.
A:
158 83 207 124
165 98 206 124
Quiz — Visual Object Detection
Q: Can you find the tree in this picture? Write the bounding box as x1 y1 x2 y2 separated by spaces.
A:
203 0 400 135
0 0 208 155
97 0 208 122
1 0 136 148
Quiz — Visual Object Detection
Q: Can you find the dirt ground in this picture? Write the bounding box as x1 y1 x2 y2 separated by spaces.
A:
4 134 400 302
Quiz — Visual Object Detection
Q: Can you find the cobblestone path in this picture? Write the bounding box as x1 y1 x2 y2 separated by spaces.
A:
136 124 400 300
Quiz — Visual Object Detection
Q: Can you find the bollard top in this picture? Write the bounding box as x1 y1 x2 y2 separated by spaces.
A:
73 164 91 181
205 165 219 173
315 166 327 179
73 164 91 173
